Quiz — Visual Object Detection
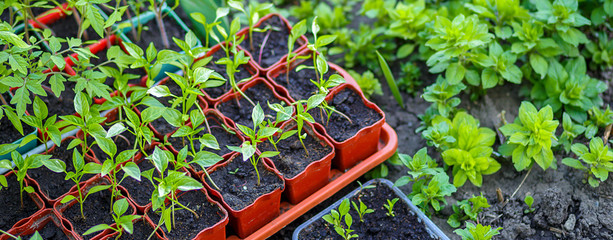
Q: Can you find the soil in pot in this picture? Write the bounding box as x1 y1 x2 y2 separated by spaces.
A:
89 48 146 87
308 88 382 142
217 82 286 127
0 174 41 231
239 15 300 69
28 81 77 118
148 190 224 239
137 79 200 137
273 58 334 101
132 16 185 53
63 189 133 239
259 129 332 179
21 220 69 240
48 15 99 50
117 149 156 207
116 218 157 240
168 120 241 158
298 182 433 239
203 49 254 100
28 146 95 200
0 94 36 145
206 157 283 210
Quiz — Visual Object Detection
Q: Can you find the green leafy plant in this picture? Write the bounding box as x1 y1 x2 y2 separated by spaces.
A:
524 195 535 213
285 19 307 85
397 62 421 96
228 0 272 53
584 106 613 139
529 57 605 123
558 112 586 153
447 194 491 228
349 70 382 99
0 151 49 207
46 149 108 219
562 137 613 187
422 76 466 118
83 198 141 238
499 101 559 171
322 198 358 240
227 103 279 185
20 96 63 152
190 8 230 49
584 32 613 70
533 0 591 49
351 199 374 222
383 198 399 217
454 222 502 240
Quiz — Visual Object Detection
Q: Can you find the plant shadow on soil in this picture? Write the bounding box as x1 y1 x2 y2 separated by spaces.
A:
270 60 613 239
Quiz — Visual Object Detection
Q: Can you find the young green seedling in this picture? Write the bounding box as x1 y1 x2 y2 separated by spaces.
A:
45 149 108 219
448 194 491 228
227 103 279 185
59 92 107 158
0 151 49 207
322 198 358 240
190 8 230 48
524 195 535 214
84 198 141 238
454 222 502 240
351 199 374 222
265 102 295 152
285 19 307 85
384 198 399 217
21 96 63 153
562 137 613 188
228 0 273 53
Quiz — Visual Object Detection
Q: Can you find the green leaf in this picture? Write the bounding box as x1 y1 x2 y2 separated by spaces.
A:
83 224 111 235
446 62 465 85
122 162 141 181
106 123 126 138
530 53 548 79
376 50 404 107
74 92 90 116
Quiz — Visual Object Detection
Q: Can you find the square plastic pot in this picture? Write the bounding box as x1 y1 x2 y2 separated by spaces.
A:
202 153 284 238
292 178 450 240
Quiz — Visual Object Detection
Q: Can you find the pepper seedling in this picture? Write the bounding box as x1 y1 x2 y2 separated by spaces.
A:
0 151 49 208
285 19 307 85
322 198 358 240
227 103 279 185
383 198 399 217
84 198 141 238
227 0 273 53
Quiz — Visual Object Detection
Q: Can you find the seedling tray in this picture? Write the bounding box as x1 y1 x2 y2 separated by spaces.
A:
226 123 398 239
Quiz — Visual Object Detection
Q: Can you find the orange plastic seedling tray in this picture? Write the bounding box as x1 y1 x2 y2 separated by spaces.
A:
226 123 398 239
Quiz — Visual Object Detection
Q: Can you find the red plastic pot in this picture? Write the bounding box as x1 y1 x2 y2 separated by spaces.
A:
262 121 335 204
213 77 293 129
313 83 386 171
165 109 244 178
202 153 284 238
0 171 46 239
198 43 260 104
265 48 354 103
28 3 70 28
1 209 79 240
146 77 209 141
27 136 100 207
236 13 309 73
90 215 165 240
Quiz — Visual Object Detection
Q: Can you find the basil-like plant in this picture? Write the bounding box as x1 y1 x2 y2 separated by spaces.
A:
322 198 358 240
499 101 559 171
584 32 613 71
533 0 591 49
84 198 141 238
447 194 490 228
227 103 280 185
421 76 466 118
562 137 613 188
584 106 613 139
454 222 502 240
558 112 585 153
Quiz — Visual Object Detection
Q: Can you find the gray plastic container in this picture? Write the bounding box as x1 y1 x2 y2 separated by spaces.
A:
292 178 449 240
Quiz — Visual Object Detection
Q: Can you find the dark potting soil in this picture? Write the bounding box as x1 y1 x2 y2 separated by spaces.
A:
89 48 146 87
168 117 241 158
29 81 77 118
117 218 157 240
21 220 69 240
87 124 137 162
240 15 300 69
133 16 186 53
217 82 287 127
118 153 156 207
259 128 332 179
203 48 255 100
172 6 194 31
48 16 100 50
147 190 224 239
0 93 36 145
0 174 41 231
298 182 433 240
28 146 95 200
0 10 11 23
63 189 133 239
273 58 335 101
206 157 283 210
309 88 382 142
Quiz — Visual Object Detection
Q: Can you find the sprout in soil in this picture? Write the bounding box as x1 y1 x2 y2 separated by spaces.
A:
322 198 358 240
384 198 399 217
